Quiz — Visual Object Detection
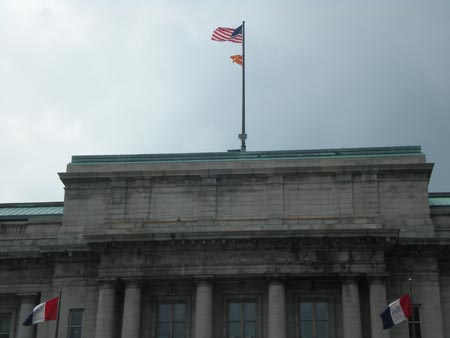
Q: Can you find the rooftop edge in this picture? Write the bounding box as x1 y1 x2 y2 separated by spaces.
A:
69 146 424 166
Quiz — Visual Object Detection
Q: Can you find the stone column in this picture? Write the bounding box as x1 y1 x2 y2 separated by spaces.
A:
94 280 117 338
268 278 286 338
341 276 362 338
368 276 390 338
16 294 37 338
120 279 143 338
194 277 213 338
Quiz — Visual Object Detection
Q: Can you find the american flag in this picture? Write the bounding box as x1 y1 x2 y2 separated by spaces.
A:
211 26 243 43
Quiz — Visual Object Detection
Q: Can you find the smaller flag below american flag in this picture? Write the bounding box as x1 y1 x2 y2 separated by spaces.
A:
230 55 243 66
211 26 243 43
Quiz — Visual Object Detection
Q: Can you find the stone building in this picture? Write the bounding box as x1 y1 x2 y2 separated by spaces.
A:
1 146 449 338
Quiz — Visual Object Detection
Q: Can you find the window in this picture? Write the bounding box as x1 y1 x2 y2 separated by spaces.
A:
408 305 422 338
227 302 257 338
299 301 330 338
0 314 11 338
68 309 83 338
157 303 186 338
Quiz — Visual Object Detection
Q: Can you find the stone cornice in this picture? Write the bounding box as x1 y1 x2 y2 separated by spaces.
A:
84 229 399 243
58 163 433 185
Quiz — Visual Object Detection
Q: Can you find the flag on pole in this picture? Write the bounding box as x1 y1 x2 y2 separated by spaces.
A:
211 26 243 43
380 294 412 330
230 55 243 65
23 297 59 326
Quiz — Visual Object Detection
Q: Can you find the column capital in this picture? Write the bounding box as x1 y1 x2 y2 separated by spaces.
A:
17 292 39 303
266 274 287 284
121 277 145 288
340 274 361 284
194 275 215 285
96 278 118 289
367 274 388 284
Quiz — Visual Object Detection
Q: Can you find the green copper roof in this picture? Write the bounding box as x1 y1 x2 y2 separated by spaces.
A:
70 146 423 165
0 202 63 219
429 193 450 207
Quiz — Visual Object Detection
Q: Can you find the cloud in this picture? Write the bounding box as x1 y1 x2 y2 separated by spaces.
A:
1 0 450 202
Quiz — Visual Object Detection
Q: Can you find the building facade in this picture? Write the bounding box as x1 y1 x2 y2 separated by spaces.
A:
1 146 450 338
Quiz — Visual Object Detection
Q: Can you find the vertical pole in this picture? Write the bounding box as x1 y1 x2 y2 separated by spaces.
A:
54 290 62 338
409 278 416 338
239 20 247 152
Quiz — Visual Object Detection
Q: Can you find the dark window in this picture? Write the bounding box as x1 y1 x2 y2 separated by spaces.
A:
299 302 330 338
0 314 10 338
68 309 83 338
157 303 186 338
227 302 257 338
408 305 422 338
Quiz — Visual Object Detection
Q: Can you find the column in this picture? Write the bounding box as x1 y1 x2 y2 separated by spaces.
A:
368 276 390 338
341 276 362 338
94 280 117 338
414 273 444 338
16 294 37 338
121 279 143 338
268 278 286 338
194 277 213 338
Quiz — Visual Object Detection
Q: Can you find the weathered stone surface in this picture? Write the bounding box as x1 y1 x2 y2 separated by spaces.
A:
1 147 449 338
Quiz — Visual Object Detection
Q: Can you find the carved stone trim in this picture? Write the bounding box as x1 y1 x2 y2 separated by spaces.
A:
17 292 39 304
121 277 145 288
96 278 118 289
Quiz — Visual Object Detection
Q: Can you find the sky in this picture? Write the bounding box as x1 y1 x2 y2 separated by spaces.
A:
1 0 449 203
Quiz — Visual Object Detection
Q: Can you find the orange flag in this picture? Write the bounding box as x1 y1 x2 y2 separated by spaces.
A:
230 55 243 66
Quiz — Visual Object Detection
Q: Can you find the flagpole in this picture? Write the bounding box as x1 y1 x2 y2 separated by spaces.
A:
239 20 247 152
408 278 416 338
54 290 62 338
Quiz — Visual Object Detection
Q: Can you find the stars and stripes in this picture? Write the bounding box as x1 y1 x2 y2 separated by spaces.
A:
211 26 243 43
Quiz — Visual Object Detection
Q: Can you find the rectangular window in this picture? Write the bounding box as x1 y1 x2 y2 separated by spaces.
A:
227 302 257 338
68 309 83 338
157 303 186 338
299 301 330 338
0 314 10 338
408 305 422 338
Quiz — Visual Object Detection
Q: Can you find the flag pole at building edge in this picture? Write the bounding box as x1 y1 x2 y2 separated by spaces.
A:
409 277 416 338
54 290 62 338
239 21 247 152
211 21 247 152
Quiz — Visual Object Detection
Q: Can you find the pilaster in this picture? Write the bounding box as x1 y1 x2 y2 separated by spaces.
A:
16 293 38 338
120 278 143 338
341 276 362 338
94 279 117 338
368 275 390 338
194 276 214 338
267 275 286 338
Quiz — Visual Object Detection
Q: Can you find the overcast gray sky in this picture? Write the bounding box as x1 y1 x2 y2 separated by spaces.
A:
1 0 449 203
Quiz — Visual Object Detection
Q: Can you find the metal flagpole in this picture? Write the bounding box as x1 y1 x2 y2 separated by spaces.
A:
408 277 416 338
54 290 62 338
239 20 247 152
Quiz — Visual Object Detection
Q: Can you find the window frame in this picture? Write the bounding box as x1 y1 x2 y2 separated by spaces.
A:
0 312 13 338
295 296 335 338
408 304 422 338
67 308 84 338
156 301 188 338
226 300 258 338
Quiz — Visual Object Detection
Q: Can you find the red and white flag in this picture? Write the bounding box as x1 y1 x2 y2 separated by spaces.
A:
23 297 59 326
380 294 412 330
